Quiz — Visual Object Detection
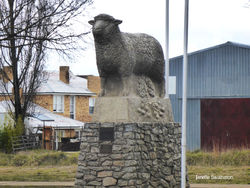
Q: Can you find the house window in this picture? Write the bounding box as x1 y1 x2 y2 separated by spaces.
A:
70 96 75 119
89 98 95 114
53 95 64 112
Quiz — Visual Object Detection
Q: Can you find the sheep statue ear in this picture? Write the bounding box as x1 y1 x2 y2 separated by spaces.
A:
114 19 122 25
88 20 95 25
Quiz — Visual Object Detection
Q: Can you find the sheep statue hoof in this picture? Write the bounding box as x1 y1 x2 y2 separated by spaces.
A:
89 14 173 123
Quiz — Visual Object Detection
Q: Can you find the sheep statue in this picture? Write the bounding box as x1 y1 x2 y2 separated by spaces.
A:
89 14 173 123
75 15 179 188
89 14 165 98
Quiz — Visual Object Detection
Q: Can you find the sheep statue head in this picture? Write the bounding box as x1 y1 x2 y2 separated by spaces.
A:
89 14 122 42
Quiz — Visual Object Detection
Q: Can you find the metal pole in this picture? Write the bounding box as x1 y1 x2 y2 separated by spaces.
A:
165 0 169 98
181 0 189 187
55 130 58 151
43 121 45 149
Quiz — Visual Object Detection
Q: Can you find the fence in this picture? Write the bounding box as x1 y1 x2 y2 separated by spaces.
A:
12 135 40 153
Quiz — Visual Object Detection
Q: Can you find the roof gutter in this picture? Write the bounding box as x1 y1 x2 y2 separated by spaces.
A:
36 92 96 96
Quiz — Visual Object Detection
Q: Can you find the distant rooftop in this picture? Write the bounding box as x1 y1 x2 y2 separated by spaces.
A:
37 71 95 96
0 68 95 96
170 41 250 60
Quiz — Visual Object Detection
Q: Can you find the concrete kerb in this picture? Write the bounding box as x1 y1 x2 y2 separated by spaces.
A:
0 182 249 187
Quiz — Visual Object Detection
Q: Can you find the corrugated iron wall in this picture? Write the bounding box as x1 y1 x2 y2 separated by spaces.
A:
170 97 201 151
201 98 250 151
169 42 250 151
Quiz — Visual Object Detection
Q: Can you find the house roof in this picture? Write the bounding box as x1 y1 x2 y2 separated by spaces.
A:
0 101 84 131
170 41 250 60
0 69 95 96
26 104 85 130
0 101 84 129
37 71 95 96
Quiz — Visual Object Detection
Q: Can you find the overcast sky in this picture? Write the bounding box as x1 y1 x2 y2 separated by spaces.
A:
47 0 250 76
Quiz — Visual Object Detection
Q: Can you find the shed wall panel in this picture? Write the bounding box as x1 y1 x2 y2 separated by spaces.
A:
170 97 200 151
170 44 250 99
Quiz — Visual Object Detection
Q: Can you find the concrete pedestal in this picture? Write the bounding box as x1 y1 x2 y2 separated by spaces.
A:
75 122 189 188
92 97 174 123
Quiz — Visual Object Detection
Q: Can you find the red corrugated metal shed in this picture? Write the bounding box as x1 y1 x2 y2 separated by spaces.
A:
201 98 250 151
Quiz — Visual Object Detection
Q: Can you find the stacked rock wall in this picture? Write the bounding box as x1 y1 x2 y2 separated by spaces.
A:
75 122 188 188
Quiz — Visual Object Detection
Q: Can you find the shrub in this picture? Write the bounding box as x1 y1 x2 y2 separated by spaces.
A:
0 116 15 153
0 149 79 166
38 152 67 166
0 115 24 153
12 154 29 166
0 152 13 165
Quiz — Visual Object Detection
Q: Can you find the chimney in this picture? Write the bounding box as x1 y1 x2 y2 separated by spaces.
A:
59 66 69 84
2 66 13 83
87 75 101 94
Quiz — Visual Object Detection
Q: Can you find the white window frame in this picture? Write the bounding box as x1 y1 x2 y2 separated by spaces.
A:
70 96 75 119
89 97 95 114
53 95 64 113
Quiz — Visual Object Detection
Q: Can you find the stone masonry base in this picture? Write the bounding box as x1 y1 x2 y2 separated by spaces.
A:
75 122 189 188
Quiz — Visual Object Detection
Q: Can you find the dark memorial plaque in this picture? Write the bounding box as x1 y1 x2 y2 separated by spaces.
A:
100 144 112 154
100 127 114 141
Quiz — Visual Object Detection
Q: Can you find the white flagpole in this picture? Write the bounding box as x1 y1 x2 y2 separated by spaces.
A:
165 0 169 98
181 0 189 187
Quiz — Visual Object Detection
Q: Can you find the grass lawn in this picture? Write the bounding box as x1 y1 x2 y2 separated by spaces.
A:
0 165 249 184
0 149 249 184
0 166 77 182
188 165 250 184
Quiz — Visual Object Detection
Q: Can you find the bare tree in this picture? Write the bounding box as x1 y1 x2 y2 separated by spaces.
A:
0 0 93 127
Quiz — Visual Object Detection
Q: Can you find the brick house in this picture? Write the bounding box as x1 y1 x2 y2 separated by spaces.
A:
34 66 100 122
0 66 101 123
77 75 101 115
0 66 101 151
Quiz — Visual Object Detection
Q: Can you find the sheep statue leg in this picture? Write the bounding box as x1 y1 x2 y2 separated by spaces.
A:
99 77 106 97
121 77 131 96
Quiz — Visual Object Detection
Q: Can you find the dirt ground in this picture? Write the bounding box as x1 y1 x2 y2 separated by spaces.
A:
0 182 249 187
